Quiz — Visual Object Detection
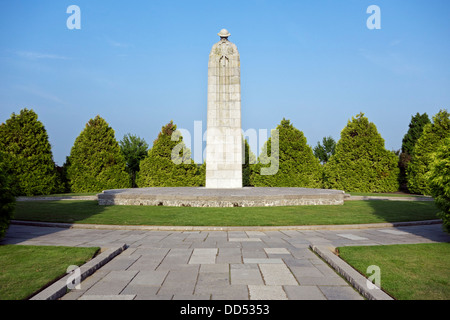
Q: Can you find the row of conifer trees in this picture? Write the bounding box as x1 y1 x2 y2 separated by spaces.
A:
1 108 449 236
0 108 448 195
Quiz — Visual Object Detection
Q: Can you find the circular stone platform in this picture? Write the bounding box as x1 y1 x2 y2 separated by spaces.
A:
98 187 345 207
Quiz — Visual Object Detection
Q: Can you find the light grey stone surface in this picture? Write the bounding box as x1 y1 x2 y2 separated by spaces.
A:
318 286 363 300
230 264 264 285
79 294 136 300
82 270 138 295
248 285 288 300
259 263 298 285
4 222 448 300
188 248 218 264
283 285 326 300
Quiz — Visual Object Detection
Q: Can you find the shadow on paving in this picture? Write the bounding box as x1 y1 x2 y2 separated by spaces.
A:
0 224 72 245
366 199 450 243
1 199 107 245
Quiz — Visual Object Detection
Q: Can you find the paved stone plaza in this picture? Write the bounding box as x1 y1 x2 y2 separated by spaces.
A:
2 222 449 300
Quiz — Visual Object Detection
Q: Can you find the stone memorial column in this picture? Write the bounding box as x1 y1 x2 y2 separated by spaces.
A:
205 29 243 188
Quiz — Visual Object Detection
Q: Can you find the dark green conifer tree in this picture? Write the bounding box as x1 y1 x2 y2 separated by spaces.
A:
0 151 15 239
407 109 450 195
428 136 450 233
323 113 399 192
0 108 62 195
398 113 431 188
401 113 431 155
242 138 256 187
250 119 322 188
136 121 203 187
66 115 131 192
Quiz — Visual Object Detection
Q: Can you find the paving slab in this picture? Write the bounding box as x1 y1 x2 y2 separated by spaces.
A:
246 231 266 237
336 233 369 241
216 248 243 264
126 256 161 271
295 276 349 286
211 285 249 300
289 266 325 278
259 263 298 285
83 270 138 296
173 294 211 300
378 229 410 235
242 248 267 259
283 257 315 268
189 248 218 264
264 248 290 255
195 272 230 295
61 270 110 300
79 294 136 300
319 286 364 300
121 284 160 296
157 273 197 296
229 238 261 242
134 293 173 300
283 285 326 300
126 270 168 287
157 248 193 269
243 258 283 264
231 264 264 285
248 285 288 300
100 255 140 271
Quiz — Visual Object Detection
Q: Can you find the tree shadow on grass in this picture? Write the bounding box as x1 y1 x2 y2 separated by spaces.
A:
363 200 438 223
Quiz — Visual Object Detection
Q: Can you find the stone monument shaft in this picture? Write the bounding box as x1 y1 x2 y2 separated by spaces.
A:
205 29 243 188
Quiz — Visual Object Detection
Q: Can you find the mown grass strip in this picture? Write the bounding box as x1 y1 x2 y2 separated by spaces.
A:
338 243 450 300
14 200 439 226
0 245 99 300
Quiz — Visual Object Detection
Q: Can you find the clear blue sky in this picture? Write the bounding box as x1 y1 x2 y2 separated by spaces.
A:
1 0 449 165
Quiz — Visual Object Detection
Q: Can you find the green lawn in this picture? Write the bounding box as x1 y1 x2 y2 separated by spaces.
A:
13 200 439 226
0 245 99 300
338 243 450 300
20 192 98 197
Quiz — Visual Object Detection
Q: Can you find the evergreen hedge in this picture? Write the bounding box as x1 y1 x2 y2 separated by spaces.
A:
399 113 430 188
401 113 431 155
250 119 322 188
66 115 131 193
243 138 256 186
407 109 450 195
323 113 399 193
428 136 450 233
0 108 62 196
0 151 15 239
136 121 203 187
